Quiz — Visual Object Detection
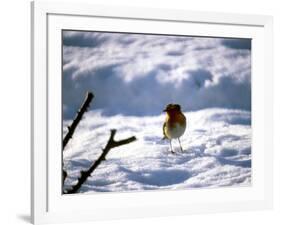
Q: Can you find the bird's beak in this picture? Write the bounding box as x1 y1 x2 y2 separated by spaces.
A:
163 109 167 112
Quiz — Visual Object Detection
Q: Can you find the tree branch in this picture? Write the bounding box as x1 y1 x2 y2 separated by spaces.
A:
63 92 94 150
65 129 136 194
62 91 94 187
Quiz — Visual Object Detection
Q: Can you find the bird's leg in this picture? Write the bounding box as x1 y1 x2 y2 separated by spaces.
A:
170 139 175 154
178 138 184 152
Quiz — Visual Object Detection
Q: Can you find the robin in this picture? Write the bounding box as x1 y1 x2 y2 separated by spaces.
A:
162 104 186 153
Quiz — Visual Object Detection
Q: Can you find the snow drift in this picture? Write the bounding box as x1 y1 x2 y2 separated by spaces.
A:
62 31 251 119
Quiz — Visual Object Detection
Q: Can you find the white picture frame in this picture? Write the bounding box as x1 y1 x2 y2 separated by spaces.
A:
31 1 273 224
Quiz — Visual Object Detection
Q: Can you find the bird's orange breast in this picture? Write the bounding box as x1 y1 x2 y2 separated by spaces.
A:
166 112 186 128
164 112 186 139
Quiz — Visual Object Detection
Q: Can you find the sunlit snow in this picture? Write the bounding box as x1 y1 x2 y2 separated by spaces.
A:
63 108 251 193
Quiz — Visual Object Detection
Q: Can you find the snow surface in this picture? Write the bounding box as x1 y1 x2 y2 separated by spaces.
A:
63 108 251 193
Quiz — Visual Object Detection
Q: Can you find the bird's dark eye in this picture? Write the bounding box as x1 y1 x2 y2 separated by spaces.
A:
174 104 181 110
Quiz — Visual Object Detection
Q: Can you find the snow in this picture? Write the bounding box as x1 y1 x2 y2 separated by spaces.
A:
62 31 251 119
63 108 251 193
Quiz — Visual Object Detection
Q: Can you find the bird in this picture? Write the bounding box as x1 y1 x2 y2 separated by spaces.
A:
162 103 186 153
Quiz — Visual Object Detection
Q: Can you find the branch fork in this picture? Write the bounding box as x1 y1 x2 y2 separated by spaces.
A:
65 129 136 194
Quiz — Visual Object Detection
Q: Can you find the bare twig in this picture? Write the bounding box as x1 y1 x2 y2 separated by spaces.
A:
62 91 94 187
65 129 136 194
63 92 94 150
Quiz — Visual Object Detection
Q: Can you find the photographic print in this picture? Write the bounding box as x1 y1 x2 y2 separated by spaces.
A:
62 30 251 194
